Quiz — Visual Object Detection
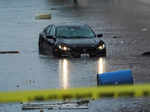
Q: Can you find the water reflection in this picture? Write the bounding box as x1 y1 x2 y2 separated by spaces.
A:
58 57 105 89
97 57 106 74
77 0 89 7
59 59 69 89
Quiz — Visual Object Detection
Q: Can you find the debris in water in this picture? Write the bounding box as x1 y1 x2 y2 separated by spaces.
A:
16 85 20 88
73 0 78 4
142 51 150 56
77 100 89 105
141 28 148 32
0 51 20 54
22 100 89 110
50 8 57 10
35 14 51 20
113 35 121 38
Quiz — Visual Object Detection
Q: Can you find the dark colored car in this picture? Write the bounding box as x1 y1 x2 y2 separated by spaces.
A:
39 24 106 57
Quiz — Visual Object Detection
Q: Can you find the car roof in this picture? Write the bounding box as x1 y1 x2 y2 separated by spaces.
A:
53 23 89 27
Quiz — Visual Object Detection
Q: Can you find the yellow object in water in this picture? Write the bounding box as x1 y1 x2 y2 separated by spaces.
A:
35 14 51 20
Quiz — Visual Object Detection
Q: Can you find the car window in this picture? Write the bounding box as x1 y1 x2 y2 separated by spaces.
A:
55 26 95 38
46 26 52 34
50 26 55 36
44 25 52 34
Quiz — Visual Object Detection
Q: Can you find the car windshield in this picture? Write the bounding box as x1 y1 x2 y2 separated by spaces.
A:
55 26 95 38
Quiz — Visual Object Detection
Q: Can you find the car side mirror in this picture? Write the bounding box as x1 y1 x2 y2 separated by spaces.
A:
97 34 103 38
46 35 56 41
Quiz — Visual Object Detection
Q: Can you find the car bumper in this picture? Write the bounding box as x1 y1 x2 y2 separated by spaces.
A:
55 47 106 57
89 48 106 56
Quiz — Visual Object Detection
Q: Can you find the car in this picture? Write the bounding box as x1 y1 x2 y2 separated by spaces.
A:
39 24 106 57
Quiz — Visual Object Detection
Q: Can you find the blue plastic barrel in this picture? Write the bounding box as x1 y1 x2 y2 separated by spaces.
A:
97 70 133 85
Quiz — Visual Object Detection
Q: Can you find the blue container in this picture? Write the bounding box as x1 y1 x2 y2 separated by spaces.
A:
97 70 133 85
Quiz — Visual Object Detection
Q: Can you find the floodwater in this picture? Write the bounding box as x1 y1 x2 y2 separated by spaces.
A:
1 0 150 111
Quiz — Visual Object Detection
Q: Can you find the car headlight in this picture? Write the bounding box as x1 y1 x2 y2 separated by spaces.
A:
58 45 70 51
98 44 105 50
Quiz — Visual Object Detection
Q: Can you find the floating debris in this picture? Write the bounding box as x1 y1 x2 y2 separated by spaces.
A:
50 8 57 10
112 35 121 38
0 51 19 54
35 14 51 20
142 51 150 56
141 28 148 32
22 100 89 110
16 85 20 88
76 100 89 105
120 40 124 44
73 0 78 4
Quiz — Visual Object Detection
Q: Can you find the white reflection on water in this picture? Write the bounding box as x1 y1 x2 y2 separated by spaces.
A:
97 57 106 74
59 59 69 89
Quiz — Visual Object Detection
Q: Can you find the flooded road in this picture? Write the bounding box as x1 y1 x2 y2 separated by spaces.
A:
1 0 150 111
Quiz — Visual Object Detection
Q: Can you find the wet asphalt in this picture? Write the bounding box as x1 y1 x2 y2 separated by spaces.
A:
1 0 150 111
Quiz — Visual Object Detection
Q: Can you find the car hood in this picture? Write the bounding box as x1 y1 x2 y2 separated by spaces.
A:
56 38 101 48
